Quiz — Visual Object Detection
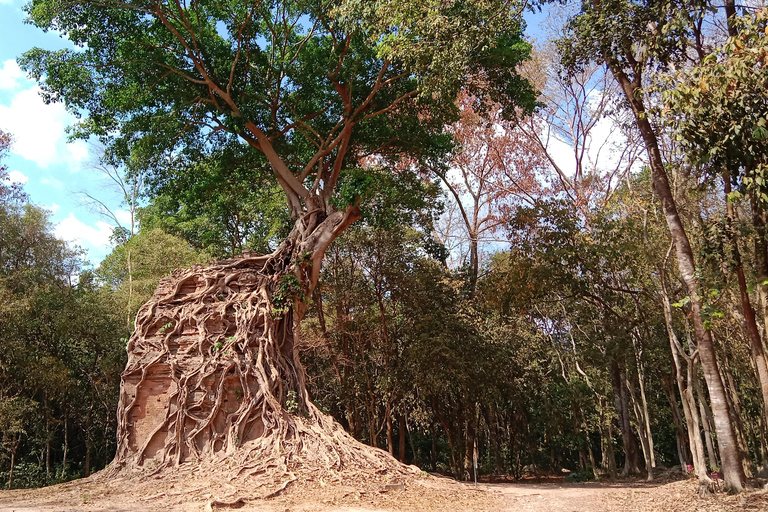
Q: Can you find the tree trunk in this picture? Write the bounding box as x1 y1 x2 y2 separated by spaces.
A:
750 195 768 346
611 360 640 476
610 65 746 489
485 405 502 474
661 372 690 467
8 436 18 489
659 270 709 476
85 386 94 477
464 404 477 481
693 374 719 471
720 353 754 478
631 329 655 478
398 414 406 463
469 235 479 299
757 412 768 465
626 373 653 480
386 402 394 456
109 208 406 476
127 248 133 328
598 397 617 480
62 408 68 477
579 409 598 480
44 395 51 480
723 172 768 424
434 401 458 475
430 424 438 472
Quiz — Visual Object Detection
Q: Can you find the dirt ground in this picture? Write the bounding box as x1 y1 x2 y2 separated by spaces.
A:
0 472 766 512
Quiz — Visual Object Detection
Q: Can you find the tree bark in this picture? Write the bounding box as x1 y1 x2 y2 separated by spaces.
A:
85 386 94 477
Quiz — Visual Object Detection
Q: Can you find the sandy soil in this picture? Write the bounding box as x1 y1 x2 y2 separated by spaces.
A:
0 473 766 512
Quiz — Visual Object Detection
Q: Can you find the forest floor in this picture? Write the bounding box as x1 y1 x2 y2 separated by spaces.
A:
0 471 766 512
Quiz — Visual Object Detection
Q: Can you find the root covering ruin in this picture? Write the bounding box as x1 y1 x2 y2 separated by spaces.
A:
108 244 410 486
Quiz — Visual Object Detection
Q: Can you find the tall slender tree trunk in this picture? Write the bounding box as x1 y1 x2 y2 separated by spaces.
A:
398 414 406 463
721 353 754 477
579 409 598 480
430 424 438 472
631 329 655 478
126 248 133 328
44 395 51 480
485 405 502 474
8 436 18 489
693 374 719 470
611 360 640 476
659 274 709 475
661 372 691 466
464 404 477 481
62 408 68 477
598 398 617 480
469 234 479 299
386 402 394 456
626 374 653 480
609 66 746 489
723 173 768 423
434 401 457 475
85 386 94 477
750 196 768 343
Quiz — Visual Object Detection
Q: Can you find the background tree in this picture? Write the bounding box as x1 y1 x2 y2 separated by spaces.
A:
434 93 547 297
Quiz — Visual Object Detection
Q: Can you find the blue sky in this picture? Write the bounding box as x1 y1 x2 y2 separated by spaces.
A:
0 0 127 266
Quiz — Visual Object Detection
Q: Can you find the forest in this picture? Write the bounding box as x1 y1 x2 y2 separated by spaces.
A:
1 0 768 499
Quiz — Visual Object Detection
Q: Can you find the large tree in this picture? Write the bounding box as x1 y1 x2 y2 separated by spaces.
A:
21 0 535 474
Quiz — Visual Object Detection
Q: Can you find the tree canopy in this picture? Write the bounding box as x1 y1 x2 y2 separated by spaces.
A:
22 0 536 222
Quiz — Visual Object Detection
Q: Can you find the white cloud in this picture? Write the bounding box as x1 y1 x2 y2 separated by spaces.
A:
41 176 64 189
6 170 28 184
0 86 73 168
45 203 61 214
115 209 133 227
545 136 576 177
66 139 88 166
0 60 23 90
55 212 114 250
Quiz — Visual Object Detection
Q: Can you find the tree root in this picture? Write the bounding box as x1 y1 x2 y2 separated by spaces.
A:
108 227 412 484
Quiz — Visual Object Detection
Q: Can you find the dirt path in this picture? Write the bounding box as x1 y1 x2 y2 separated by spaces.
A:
0 476 765 511
482 481 627 511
